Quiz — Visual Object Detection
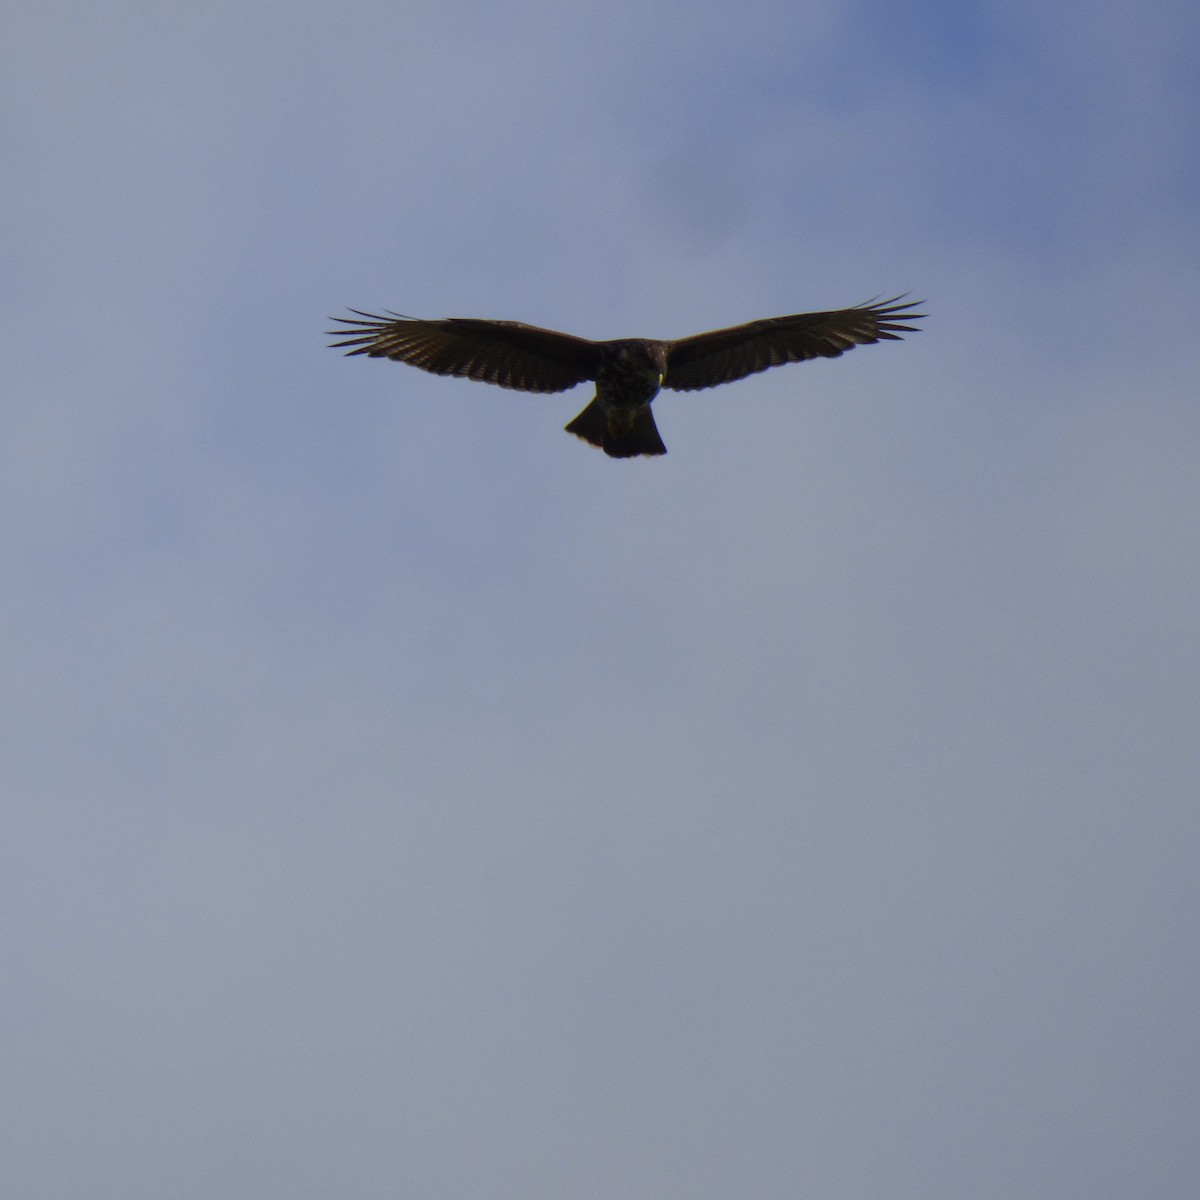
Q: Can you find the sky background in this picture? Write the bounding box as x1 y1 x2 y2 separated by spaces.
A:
4 1 1199 1197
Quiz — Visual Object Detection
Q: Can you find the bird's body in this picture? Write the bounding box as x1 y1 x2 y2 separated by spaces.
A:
566 340 670 457
328 298 923 457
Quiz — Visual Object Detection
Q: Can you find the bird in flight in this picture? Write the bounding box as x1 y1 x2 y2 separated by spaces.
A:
328 297 923 458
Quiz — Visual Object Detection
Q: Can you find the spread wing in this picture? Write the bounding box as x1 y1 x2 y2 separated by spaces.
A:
660 297 924 392
328 311 603 393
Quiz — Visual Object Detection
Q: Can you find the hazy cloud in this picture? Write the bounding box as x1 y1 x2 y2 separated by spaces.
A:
3 1 1198 1197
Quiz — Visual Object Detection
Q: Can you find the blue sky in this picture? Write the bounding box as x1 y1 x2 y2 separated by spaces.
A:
4 2 1199 1197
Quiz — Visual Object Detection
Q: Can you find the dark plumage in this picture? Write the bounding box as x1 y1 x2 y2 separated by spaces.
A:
328 297 923 458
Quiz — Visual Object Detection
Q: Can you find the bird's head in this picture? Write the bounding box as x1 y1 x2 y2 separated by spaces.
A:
613 340 668 380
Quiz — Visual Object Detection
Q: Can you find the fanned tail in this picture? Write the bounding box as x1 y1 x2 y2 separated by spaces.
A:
565 400 667 458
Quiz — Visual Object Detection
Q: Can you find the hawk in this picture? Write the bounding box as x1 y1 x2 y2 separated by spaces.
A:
328 297 923 458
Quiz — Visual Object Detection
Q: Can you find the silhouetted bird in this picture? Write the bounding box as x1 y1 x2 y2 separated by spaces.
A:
328 297 923 458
